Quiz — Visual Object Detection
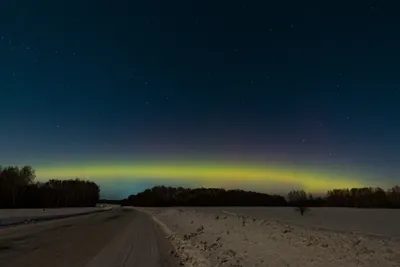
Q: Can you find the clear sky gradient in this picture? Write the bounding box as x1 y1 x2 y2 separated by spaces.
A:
1 1 399 198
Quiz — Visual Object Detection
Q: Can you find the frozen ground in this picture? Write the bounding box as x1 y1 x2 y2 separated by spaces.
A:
0 205 115 226
188 207 400 238
145 207 400 267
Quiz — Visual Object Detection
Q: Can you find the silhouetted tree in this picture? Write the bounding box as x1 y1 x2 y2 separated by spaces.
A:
325 187 393 208
287 190 310 215
122 185 400 209
123 186 287 207
387 186 400 208
0 165 100 208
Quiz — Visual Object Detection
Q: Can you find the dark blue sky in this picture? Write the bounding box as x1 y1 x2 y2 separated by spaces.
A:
1 0 400 193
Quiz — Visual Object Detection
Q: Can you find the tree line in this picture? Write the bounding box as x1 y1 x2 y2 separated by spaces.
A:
120 186 287 207
287 187 400 208
121 185 400 209
0 165 100 208
3 164 399 209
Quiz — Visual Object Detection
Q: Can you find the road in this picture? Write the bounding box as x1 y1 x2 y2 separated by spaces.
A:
0 208 179 267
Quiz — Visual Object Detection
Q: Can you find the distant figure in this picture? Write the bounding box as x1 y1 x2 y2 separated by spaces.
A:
42 208 46 212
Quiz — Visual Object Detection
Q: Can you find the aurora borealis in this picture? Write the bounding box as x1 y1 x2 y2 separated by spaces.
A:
34 159 385 199
1 1 400 199
36 161 365 190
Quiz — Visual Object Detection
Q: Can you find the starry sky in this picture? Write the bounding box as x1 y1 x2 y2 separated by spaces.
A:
1 1 400 199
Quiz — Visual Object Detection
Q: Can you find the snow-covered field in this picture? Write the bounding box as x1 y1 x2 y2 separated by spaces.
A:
0 205 114 226
189 207 400 238
145 207 400 267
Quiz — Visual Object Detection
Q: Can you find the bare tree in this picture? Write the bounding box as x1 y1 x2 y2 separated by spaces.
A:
288 190 309 215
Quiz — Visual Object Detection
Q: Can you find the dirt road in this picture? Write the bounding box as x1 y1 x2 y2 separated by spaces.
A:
0 208 178 267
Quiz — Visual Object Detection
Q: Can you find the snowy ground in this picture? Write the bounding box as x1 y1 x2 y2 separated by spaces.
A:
189 207 400 238
144 207 400 267
0 205 115 226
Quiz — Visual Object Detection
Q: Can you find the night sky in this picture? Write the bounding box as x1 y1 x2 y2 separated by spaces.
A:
1 1 400 198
